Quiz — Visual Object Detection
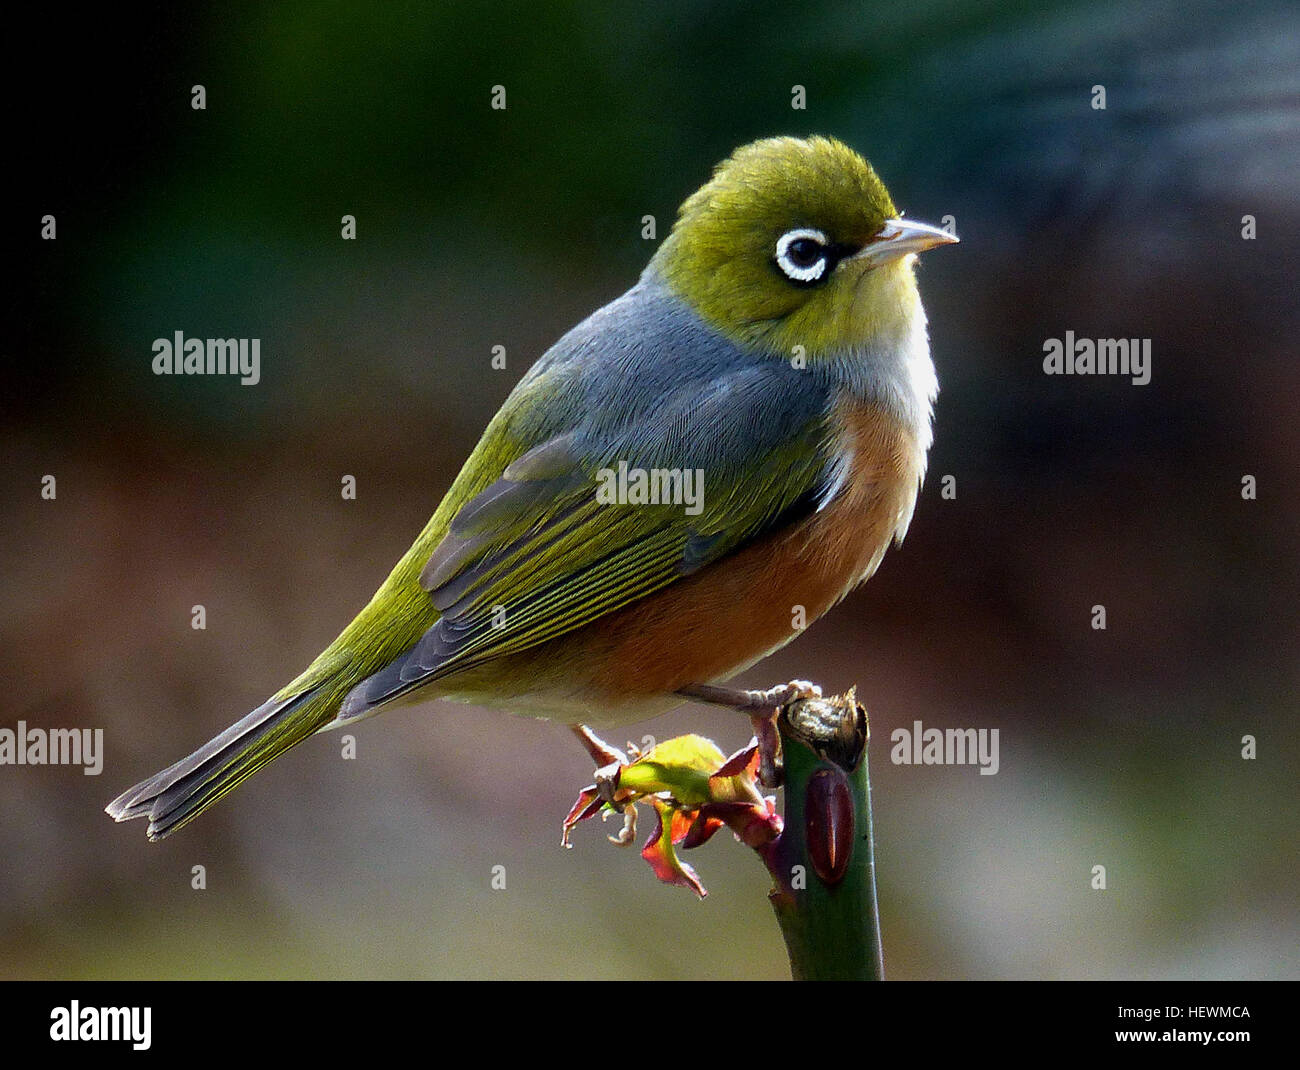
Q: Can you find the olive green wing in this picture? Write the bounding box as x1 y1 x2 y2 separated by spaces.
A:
336 365 841 719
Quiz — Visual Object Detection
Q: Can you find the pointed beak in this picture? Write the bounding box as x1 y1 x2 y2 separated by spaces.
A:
851 218 958 268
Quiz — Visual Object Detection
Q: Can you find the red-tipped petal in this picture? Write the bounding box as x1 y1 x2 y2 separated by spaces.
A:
561 787 604 847
640 801 707 897
572 724 627 767
712 740 759 779
702 799 784 849
678 809 726 849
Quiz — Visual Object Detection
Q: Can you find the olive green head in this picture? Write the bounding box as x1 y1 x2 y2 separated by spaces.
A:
650 136 955 358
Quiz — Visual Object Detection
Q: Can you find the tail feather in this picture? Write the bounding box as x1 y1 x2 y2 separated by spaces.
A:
106 684 333 840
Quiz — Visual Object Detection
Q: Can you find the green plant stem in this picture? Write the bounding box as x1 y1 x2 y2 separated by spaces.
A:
762 692 884 980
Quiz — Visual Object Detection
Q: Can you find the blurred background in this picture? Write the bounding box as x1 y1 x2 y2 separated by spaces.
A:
3 0 1297 979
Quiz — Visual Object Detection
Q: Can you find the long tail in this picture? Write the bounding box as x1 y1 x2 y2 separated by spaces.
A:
105 683 336 841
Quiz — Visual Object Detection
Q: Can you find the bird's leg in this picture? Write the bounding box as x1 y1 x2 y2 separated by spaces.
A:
680 680 823 712
677 680 823 788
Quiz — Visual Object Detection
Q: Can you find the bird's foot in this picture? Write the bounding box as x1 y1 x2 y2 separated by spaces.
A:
676 679 824 788
677 679 821 712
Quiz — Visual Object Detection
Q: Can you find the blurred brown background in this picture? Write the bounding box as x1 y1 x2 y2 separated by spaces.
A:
3 1 1297 979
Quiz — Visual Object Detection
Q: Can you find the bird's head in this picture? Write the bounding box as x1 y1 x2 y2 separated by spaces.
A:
651 136 956 360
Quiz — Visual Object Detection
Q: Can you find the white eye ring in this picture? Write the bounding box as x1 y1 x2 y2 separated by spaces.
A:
775 227 829 282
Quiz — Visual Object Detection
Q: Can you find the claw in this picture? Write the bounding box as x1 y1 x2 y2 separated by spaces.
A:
756 680 822 707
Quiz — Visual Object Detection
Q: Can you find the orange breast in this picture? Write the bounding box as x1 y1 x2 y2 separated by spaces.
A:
563 396 928 702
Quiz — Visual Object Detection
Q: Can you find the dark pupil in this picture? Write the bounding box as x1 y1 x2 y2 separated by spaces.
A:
788 238 823 267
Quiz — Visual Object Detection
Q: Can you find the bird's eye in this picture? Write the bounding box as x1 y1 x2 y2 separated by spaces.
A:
786 238 822 267
775 228 831 284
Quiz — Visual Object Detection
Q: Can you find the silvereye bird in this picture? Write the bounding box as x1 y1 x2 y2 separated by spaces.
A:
107 135 957 840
